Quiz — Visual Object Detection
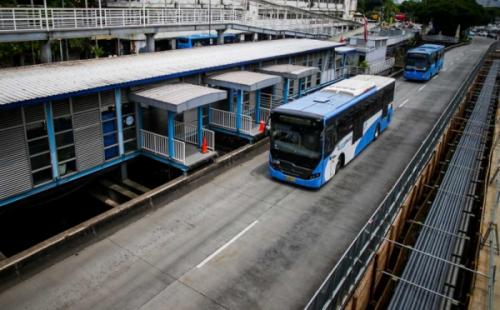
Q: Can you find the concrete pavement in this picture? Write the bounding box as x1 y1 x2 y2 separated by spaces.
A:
0 38 494 310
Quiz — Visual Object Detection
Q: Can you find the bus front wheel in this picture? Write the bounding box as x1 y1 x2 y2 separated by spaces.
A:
336 155 345 174
374 124 381 140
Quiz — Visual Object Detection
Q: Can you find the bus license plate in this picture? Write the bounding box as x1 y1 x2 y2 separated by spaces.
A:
285 176 296 182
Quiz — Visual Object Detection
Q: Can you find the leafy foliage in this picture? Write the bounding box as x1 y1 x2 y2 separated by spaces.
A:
399 0 495 35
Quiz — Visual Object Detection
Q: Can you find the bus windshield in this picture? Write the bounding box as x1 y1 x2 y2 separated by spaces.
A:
405 53 429 71
270 114 323 165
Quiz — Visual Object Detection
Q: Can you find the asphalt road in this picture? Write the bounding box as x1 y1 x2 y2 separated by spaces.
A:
0 38 494 310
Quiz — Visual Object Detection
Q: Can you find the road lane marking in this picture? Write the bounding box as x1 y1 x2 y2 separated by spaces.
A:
399 99 409 108
432 76 438 80
196 220 259 268
418 85 426 92
442 68 447 72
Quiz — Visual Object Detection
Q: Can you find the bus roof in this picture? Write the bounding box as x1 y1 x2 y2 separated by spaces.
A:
420 44 445 50
274 75 395 119
408 44 445 55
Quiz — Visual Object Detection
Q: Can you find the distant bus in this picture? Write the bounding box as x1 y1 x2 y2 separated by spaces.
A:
176 33 238 49
269 75 396 188
404 44 445 81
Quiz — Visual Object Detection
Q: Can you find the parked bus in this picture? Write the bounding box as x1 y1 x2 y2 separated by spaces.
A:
269 75 396 188
176 33 238 49
404 44 445 81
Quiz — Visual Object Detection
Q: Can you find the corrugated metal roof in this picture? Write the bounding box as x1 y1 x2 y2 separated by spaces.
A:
0 39 342 107
258 64 319 80
205 71 281 91
130 83 226 113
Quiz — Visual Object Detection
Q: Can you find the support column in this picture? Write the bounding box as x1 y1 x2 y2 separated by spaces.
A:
44 102 59 179
170 38 177 50
228 89 234 112
283 78 290 104
239 34 245 42
253 33 258 41
255 90 261 124
168 111 175 158
146 33 155 53
41 40 52 63
236 90 243 132
298 78 303 98
197 107 203 148
217 30 225 45
135 102 143 149
115 88 125 156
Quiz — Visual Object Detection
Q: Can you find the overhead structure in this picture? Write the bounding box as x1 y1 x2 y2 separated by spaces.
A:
206 71 281 139
258 64 320 104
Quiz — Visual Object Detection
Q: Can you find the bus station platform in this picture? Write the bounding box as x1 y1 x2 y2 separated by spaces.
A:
0 38 494 309
0 38 342 206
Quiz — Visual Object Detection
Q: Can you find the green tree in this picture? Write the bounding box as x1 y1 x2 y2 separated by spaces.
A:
399 0 493 36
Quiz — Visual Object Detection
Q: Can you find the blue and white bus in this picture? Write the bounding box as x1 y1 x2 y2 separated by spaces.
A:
269 75 395 188
176 33 238 49
404 44 445 81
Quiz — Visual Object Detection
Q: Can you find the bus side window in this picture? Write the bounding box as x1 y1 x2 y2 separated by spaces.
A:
324 123 336 157
381 87 388 117
337 112 353 140
355 105 366 141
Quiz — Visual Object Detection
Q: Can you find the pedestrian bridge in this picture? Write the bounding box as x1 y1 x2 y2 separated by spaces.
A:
0 7 354 43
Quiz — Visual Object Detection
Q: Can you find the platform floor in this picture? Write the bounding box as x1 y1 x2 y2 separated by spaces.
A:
184 143 216 168
0 38 494 310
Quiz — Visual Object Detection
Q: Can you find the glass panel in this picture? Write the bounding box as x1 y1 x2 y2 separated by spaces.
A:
103 132 117 147
124 140 137 154
102 119 116 133
55 131 74 146
30 152 51 171
59 160 76 176
28 138 49 155
123 127 136 141
26 121 47 140
53 116 73 133
122 102 135 114
33 168 52 185
104 146 119 160
57 145 76 162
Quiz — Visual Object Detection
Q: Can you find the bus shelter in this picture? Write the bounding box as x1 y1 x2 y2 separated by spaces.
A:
130 83 226 171
258 64 320 107
206 71 281 140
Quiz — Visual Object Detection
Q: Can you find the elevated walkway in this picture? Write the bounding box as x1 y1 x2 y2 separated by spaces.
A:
0 7 352 43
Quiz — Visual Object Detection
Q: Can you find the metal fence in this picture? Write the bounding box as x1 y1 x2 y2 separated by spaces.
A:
210 108 236 131
305 44 494 310
140 129 186 163
0 7 345 35
0 8 243 31
140 129 168 157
